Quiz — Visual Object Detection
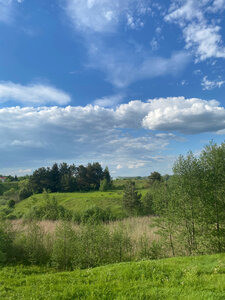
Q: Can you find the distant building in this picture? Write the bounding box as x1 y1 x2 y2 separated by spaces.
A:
0 176 7 183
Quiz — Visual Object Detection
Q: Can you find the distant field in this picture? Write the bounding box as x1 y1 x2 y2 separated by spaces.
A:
13 187 148 219
0 253 224 299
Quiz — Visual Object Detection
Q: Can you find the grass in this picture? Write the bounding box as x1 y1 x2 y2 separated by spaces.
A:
13 188 149 219
0 253 225 299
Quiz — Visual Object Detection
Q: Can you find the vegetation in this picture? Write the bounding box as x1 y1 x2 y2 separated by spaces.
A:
29 162 112 193
0 253 224 299
151 142 225 256
0 140 225 298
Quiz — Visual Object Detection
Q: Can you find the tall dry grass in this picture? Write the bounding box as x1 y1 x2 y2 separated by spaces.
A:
11 216 162 258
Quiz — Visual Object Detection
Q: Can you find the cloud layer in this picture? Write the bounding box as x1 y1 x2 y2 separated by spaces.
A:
1 97 225 173
0 82 71 105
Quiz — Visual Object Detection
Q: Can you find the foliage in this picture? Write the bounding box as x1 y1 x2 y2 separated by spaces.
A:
0 254 225 299
141 191 154 215
152 141 225 256
13 190 130 221
29 162 111 193
14 222 51 265
80 206 113 223
148 171 162 185
24 192 72 221
0 221 14 263
122 181 142 214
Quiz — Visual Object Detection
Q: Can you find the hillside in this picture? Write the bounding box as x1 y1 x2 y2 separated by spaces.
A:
0 253 224 299
12 179 149 219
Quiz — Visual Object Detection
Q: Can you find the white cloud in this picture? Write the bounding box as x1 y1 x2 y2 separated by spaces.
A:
65 0 150 33
116 164 123 170
142 97 225 134
89 46 190 87
0 98 224 169
0 0 13 24
165 0 225 61
94 94 124 107
0 82 71 105
64 0 187 88
127 162 146 169
208 0 225 12
184 23 225 61
0 103 176 175
201 76 225 90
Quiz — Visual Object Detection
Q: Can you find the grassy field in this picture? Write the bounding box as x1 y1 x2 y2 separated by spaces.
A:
13 187 149 219
0 253 224 299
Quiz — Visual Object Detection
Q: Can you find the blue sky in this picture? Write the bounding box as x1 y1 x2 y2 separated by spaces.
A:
0 0 225 176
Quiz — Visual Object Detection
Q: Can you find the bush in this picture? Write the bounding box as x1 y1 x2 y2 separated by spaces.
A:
81 206 113 224
8 199 15 208
24 195 72 221
0 221 14 264
110 226 133 263
51 222 79 270
15 222 51 265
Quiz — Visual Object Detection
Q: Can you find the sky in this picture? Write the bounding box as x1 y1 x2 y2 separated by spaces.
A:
0 0 225 177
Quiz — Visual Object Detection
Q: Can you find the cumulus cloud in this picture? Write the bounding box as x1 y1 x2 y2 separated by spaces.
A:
0 82 71 105
142 97 225 134
0 103 176 174
0 97 225 173
201 76 225 90
165 0 225 61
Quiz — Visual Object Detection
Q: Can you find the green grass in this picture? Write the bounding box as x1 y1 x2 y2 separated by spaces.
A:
0 254 225 299
13 188 149 219
14 190 125 218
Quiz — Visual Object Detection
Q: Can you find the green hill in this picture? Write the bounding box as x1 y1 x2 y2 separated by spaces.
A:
0 253 224 299
12 186 148 219
14 190 125 218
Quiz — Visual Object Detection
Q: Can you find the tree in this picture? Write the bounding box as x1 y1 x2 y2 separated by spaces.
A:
49 163 60 192
148 171 162 185
122 181 142 214
142 192 154 215
200 142 225 253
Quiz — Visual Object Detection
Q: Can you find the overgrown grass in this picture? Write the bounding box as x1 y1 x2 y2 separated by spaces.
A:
0 253 224 299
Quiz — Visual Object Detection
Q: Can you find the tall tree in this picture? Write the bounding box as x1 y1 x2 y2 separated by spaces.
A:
122 181 142 214
148 171 162 185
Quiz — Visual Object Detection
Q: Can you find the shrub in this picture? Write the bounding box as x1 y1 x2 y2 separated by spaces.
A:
7 199 15 208
51 222 79 270
0 221 14 264
15 222 51 265
81 206 112 224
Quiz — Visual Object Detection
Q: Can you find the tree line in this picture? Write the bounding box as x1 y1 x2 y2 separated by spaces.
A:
21 162 112 197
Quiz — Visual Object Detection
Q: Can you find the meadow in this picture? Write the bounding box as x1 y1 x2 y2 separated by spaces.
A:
0 253 225 299
0 143 225 299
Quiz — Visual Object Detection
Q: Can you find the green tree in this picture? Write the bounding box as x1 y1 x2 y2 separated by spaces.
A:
148 171 162 185
122 181 142 214
200 142 225 253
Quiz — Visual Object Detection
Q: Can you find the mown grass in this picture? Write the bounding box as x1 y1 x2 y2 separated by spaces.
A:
0 253 224 299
